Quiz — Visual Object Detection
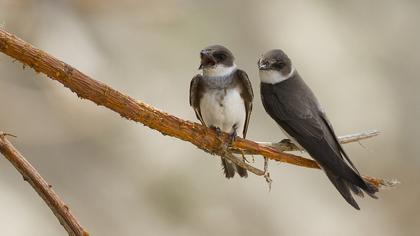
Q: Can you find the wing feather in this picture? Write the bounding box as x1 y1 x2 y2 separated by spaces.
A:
260 75 377 202
189 75 205 125
260 79 359 180
234 70 254 138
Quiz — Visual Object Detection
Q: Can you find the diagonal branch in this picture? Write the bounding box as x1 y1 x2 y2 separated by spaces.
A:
0 132 89 236
0 28 396 189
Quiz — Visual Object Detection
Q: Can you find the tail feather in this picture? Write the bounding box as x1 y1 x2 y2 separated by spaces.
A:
325 170 360 210
349 184 364 198
221 158 235 179
236 165 248 178
325 169 379 210
364 182 379 199
340 164 379 197
221 158 248 179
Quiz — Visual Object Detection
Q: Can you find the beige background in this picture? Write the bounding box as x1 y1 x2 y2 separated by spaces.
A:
0 0 418 235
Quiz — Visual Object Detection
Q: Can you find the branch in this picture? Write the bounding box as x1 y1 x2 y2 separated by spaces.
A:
251 130 380 152
0 132 89 236
0 29 396 189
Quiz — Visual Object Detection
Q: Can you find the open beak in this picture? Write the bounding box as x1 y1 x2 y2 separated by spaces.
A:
199 51 216 69
258 58 269 70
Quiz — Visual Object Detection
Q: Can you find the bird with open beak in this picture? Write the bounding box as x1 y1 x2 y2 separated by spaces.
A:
190 45 254 178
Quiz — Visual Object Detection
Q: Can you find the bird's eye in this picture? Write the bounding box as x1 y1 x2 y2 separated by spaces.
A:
274 62 286 69
213 53 226 61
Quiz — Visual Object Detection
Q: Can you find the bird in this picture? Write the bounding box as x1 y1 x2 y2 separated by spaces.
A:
257 49 378 209
189 45 254 178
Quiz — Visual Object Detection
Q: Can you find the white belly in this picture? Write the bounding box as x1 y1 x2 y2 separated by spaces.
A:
200 88 246 135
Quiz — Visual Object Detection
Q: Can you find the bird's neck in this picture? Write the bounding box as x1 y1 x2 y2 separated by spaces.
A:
203 64 237 77
259 67 295 84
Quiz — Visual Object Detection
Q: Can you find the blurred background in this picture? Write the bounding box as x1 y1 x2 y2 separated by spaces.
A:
0 0 418 235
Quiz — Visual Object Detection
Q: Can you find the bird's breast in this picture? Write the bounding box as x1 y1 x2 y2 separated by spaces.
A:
199 87 246 133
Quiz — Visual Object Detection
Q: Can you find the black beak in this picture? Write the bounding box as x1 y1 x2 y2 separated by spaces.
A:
199 52 205 69
258 59 269 70
199 51 215 69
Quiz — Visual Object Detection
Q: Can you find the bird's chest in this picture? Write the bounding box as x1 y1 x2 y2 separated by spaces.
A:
199 88 245 131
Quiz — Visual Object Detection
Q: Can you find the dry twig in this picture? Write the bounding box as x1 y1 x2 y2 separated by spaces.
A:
0 132 88 236
252 130 380 152
0 29 396 190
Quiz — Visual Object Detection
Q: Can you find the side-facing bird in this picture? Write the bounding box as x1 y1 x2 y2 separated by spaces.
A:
258 49 378 209
189 45 254 178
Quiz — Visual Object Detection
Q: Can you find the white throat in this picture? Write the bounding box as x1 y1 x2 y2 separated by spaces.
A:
203 64 237 77
259 67 295 84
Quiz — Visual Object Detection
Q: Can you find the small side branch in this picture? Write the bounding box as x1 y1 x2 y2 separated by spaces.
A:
0 132 88 236
251 130 380 152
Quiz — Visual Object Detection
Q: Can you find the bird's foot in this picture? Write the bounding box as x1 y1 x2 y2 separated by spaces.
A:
279 138 299 152
280 138 292 145
210 126 224 144
210 126 230 156
228 130 237 147
210 126 222 137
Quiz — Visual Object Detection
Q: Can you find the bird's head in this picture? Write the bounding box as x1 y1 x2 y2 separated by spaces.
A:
199 45 236 77
258 49 294 84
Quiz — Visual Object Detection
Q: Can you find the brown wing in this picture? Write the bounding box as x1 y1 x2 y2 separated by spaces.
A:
189 74 205 125
234 70 254 138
